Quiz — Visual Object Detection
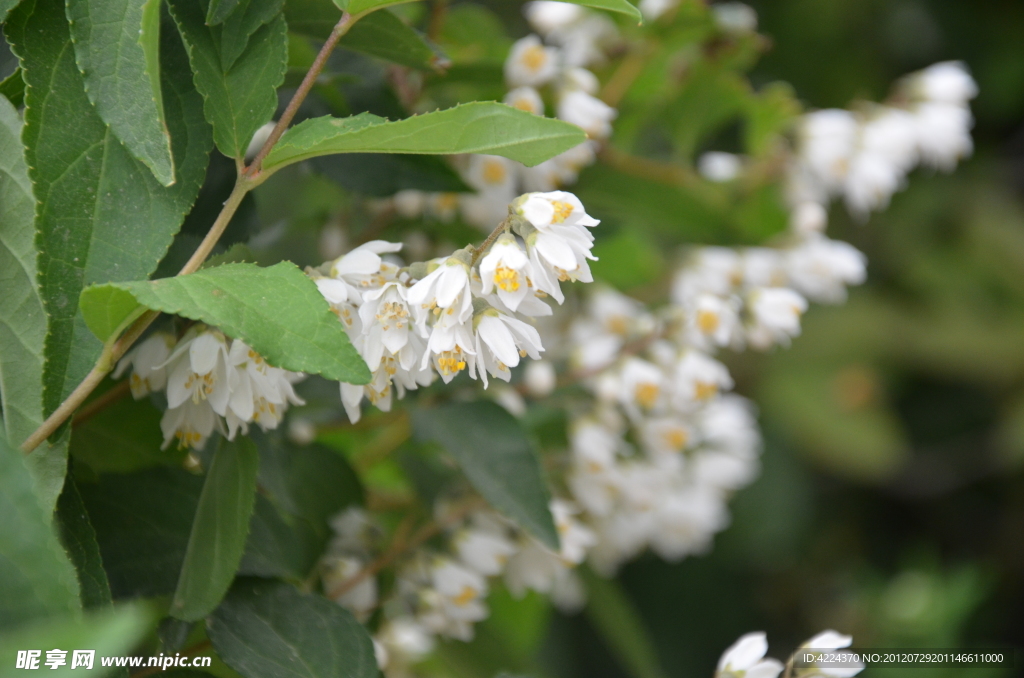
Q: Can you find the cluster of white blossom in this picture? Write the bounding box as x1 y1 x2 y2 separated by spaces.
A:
114 326 304 450
716 630 864 678
312 191 600 423
386 1 618 229
641 0 758 32
699 61 979 220
321 500 597 674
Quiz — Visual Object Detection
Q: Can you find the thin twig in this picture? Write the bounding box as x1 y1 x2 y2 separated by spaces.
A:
243 12 355 178
470 216 512 267
73 380 130 427
326 497 486 599
600 41 656 108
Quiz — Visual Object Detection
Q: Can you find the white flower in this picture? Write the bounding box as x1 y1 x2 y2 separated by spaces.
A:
423 320 476 384
691 449 759 491
673 351 733 405
712 2 758 33
747 287 808 348
160 398 220 450
517 190 599 231
524 360 557 397
324 555 377 621
639 0 678 21
504 35 559 87
912 61 977 105
618 357 665 412
552 498 596 564
716 632 784 678
472 309 544 387
479 234 534 311
164 328 231 416
454 526 517 576
650 488 728 560
640 417 693 457
742 248 786 289
329 240 403 291
504 86 545 115
426 558 489 629
790 202 828 236
408 256 474 331
114 332 175 398
359 282 415 366
699 151 743 182
699 395 761 457
673 247 743 300
687 293 739 347
799 109 858 193
914 102 974 171
377 619 435 667
785 236 866 303
843 150 902 216
557 89 616 139
316 277 361 334
524 1 585 36
225 340 304 438
798 631 864 678
392 189 427 218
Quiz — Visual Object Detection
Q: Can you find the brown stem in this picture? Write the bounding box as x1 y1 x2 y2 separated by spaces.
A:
243 12 355 178
326 497 485 599
73 380 131 427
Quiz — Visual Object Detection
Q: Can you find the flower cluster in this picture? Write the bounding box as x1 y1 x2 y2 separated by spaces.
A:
386 2 618 229
114 326 304 450
312 191 599 423
787 61 978 218
321 500 595 674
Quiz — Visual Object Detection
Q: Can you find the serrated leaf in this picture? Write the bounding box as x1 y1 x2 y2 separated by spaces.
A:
171 437 258 621
0 67 24 106
412 401 559 550
80 262 371 384
0 426 81 630
0 604 150 675
0 92 69 511
219 0 287 71
207 0 244 24
5 0 211 428
67 0 176 186
79 467 203 598
55 478 114 609
263 102 587 172
0 0 20 21
209 579 378 678
78 287 145 345
168 0 287 158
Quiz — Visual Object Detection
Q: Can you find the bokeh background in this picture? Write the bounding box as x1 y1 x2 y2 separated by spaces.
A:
548 2 1024 677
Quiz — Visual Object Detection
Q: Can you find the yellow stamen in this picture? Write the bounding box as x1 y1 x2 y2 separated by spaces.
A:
453 585 478 607
494 265 520 292
696 309 719 334
635 383 659 408
551 200 573 224
694 381 718 400
522 45 547 72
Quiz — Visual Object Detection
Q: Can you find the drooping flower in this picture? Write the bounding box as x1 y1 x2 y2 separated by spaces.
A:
504 35 559 87
716 632 784 678
471 308 544 387
478 234 534 312
114 332 175 398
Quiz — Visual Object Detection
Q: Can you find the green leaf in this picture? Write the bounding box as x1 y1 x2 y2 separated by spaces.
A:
55 478 114 608
412 401 559 550
264 102 587 172
0 93 68 510
0 604 150 676
286 0 445 71
168 0 287 158
239 494 315 579
209 579 378 678
312 153 469 195
219 0 287 71
340 9 445 71
579 567 670 678
66 0 176 186
207 0 244 24
78 287 145 345
563 0 642 22
0 426 80 630
0 0 21 21
79 467 203 598
0 67 25 107
81 262 371 383
5 0 212 426
70 382 186 473
171 437 258 621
